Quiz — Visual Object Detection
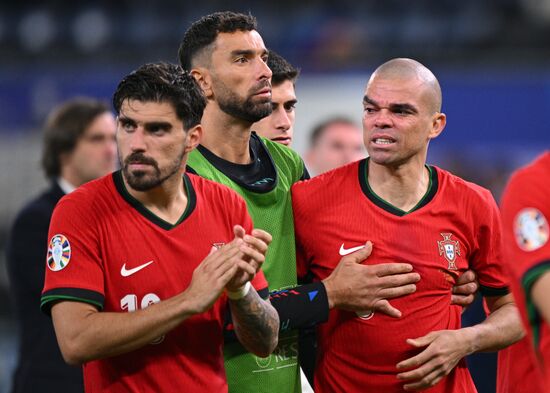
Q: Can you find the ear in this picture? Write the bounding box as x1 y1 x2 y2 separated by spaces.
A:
184 124 202 153
428 112 446 140
191 68 213 98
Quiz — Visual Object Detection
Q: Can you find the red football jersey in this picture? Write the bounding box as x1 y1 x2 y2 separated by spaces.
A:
497 152 550 393
41 171 267 393
292 159 508 393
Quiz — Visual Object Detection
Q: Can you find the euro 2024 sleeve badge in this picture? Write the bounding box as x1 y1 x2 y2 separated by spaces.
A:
514 208 549 252
47 234 71 271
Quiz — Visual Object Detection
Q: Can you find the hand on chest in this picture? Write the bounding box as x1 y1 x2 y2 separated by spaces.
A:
315 220 472 280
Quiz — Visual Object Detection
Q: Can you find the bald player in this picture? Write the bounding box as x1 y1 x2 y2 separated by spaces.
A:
292 58 523 392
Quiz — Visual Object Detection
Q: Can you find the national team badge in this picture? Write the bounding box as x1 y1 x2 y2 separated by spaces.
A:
47 234 71 271
437 233 461 270
514 208 549 251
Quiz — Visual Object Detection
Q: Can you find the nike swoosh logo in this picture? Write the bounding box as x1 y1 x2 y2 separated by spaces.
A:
121 260 154 277
339 244 365 256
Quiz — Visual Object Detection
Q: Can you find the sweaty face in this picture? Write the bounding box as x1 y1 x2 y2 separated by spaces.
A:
116 100 188 192
209 31 273 123
362 76 444 168
307 123 365 175
253 80 297 146
67 112 117 185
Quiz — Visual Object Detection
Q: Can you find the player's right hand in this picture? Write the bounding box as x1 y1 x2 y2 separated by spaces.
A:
225 225 271 292
322 241 420 317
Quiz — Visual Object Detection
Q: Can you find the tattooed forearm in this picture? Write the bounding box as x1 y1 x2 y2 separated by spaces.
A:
229 288 279 357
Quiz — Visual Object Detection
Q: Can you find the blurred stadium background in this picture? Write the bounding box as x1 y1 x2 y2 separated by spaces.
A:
1 1 549 391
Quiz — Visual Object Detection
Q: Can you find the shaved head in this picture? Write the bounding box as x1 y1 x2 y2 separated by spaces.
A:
369 58 442 113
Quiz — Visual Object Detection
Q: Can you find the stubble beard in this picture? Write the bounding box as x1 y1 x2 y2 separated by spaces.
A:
216 79 273 123
120 149 185 192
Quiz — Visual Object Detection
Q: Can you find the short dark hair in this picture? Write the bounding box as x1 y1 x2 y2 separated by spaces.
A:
268 51 299 86
113 62 206 130
42 98 110 178
309 117 358 147
178 11 257 70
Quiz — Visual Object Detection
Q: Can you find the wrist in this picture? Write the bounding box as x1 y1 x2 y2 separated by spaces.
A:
226 281 251 300
457 326 479 355
321 279 336 309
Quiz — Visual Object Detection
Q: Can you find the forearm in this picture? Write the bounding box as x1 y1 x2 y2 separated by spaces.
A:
52 292 198 365
230 288 279 357
460 297 524 354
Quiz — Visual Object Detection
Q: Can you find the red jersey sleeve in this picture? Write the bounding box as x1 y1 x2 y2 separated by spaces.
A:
41 192 105 314
501 157 550 290
470 188 510 296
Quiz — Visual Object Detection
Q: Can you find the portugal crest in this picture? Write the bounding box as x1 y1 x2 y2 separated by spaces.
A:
437 233 461 270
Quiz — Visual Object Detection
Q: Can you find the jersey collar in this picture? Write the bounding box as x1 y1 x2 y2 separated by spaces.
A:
113 170 197 230
194 132 279 193
358 158 439 216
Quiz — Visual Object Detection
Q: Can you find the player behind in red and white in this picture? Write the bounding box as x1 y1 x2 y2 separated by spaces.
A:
498 151 550 393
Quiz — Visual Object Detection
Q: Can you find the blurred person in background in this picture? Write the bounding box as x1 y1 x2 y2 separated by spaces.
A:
305 117 365 176
6 97 117 393
253 50 299 147
497 151 550 393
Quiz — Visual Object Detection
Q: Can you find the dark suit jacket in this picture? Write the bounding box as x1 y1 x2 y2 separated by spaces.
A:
6 182 84 393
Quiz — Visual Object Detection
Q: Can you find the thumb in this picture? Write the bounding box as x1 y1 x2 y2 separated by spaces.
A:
374 299 402 318
346 241 373 263
233 225 246 240
406 331 438 348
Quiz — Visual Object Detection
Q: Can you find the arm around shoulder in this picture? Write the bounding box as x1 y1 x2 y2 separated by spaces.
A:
460 293 524 354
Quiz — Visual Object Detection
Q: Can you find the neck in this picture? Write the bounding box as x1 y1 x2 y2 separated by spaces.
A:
60 167 86 188
124 170 188 225
200 102 253 164
367 158 430 212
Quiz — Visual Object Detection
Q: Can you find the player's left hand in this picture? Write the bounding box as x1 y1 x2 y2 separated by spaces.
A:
451 269 478 308
226 225 271 291
244 227 272 271
396 329 471 391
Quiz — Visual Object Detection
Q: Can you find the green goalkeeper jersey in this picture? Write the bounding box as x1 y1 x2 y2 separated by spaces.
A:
187 133 306 393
